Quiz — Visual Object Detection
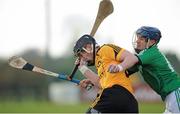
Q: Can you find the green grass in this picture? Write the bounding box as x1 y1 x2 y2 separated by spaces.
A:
0 100 165 113
139 102 165 113
0 100 88 113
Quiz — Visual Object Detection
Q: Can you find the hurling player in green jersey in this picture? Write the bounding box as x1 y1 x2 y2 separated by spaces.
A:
108 26 180 113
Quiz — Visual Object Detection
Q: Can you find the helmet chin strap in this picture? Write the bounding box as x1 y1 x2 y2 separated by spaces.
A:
145 39 158 49
87 42 96 66
145 39 150 49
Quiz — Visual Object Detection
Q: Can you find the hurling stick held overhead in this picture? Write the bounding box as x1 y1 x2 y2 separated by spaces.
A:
90 0 114 36
68 0 114 80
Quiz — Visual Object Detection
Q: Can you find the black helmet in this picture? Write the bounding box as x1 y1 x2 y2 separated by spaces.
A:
73 34 96 66
73 34 96 57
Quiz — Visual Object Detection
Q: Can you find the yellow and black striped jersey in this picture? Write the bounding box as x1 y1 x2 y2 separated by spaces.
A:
95 44 133 93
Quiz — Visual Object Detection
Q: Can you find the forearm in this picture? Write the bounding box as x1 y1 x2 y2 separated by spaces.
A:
108 51 139 73
121 56 138 70
79 66 101 89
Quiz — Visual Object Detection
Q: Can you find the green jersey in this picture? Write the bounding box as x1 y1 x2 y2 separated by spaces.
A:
137 45 180 100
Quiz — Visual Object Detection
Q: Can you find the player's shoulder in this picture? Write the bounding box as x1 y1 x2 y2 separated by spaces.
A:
98 44 113 54
101 44 123 51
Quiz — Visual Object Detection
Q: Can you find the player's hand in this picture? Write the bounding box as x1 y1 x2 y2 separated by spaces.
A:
74 58 80 65
74 58 87 66
76 58 87 68
79 79 93 90
108 64 122 73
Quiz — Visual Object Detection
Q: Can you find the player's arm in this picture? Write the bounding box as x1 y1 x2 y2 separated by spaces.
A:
108 49 139 73
119 50 139 70
79 66 101 88
77 59 101 89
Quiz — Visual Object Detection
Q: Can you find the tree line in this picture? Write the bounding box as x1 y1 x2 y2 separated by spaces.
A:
0 49 179 101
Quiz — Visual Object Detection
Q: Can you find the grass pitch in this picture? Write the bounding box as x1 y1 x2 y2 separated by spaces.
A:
0 100 164 113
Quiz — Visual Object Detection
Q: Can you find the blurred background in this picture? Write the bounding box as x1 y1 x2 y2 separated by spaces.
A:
0 0 180 113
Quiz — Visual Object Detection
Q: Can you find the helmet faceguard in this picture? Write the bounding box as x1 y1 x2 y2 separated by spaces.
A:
132 32 140 53
132 26 162 53
73 34 96 66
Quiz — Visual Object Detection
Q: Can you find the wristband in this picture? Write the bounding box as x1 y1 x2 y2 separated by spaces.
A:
79 65 89 74
117 64 124 72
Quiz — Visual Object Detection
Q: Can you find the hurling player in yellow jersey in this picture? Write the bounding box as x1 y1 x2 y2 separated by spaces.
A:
73 34 138 113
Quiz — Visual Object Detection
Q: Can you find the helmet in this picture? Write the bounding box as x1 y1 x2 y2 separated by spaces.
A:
132 26 162 54
73 34 96 57
73 34 96 66
136 26 161 41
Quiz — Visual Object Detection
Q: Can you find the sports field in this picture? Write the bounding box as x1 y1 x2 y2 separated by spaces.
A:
0 100 164 113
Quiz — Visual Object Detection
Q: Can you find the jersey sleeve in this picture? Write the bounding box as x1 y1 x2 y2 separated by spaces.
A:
116 48 125 61
99 45 116 60
99 44 124 62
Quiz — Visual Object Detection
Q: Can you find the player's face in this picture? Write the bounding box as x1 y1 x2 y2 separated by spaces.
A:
79 44 93 62
135 35 147 51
